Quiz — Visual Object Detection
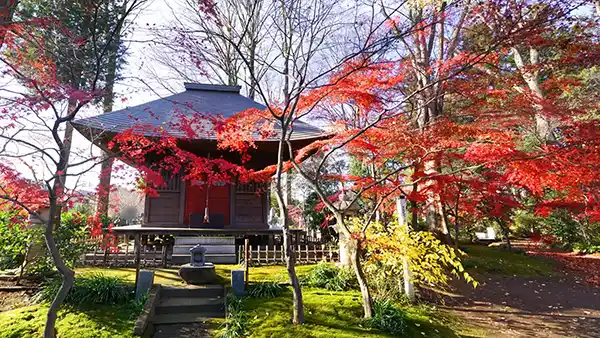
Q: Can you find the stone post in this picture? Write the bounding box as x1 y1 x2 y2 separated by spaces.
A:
397 197 415 302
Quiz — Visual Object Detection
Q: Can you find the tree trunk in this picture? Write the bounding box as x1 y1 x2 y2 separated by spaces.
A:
96 1 125 218
349 238 373 318
512 47 555 143
338 230 351 265
454 222 460 249
96 156 114 217
282 225 304 324
57 100 76 191
274 129 303 324
499 220 512 252
43 201 75 338
423 160 452 243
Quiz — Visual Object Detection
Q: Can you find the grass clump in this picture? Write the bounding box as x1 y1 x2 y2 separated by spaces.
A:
301 262 356 291
219 293 248 338
365 300 407 336
247 282 286 299
37 273 133 306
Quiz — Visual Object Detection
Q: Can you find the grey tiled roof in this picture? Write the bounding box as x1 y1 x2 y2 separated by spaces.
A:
72 83 326 141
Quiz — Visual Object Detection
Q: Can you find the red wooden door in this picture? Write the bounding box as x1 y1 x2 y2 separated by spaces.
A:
184 181 230 225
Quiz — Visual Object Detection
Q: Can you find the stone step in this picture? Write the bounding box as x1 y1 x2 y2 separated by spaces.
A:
172 244 236 255
152 312 224 324
174 236 235 246
155 297 224 315
171 253 237 265
161 285 224 299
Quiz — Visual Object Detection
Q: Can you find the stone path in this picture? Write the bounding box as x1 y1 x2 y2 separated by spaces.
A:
151 285 224 338
152 323 212 338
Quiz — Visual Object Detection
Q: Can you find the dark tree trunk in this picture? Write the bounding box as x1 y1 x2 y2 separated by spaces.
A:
499 219 512 252
454 222 460 249
96 1 125 218
43 199 75 338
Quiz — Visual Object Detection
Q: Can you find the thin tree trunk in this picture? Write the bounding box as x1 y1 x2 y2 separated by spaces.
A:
43 200 75 338
441 206 456 248
454 222 460 248
275 128 303 324
499 220 512 252
349 238 373 318
57 100 77 191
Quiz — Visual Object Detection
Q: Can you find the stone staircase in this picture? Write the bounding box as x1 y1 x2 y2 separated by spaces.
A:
171 236 237 264
152 285 225 325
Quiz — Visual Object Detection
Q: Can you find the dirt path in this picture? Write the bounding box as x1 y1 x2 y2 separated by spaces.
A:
437 245 600 337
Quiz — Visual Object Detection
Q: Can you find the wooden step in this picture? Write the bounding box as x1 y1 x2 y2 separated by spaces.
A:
152 312 224 324
155 297 224 315
174 236 235 246
172 244 235 255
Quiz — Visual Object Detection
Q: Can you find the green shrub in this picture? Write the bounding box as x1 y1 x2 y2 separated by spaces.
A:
365 299 407 336
125 292 148 319
37 273 132 306
219 293 248 338
301 261 357 291
247 282 285 299
513 210 542 238
573 242 600 254
26 210 93 274
542 210 581 248
0 211 36 270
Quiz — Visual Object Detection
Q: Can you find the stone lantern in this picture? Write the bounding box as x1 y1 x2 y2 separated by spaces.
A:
178 244 217 284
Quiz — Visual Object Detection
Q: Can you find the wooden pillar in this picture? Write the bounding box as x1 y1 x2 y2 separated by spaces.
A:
244 237 249 289
134 233 141 288
125 236 130 265
268 233 274 249
161 245 168 268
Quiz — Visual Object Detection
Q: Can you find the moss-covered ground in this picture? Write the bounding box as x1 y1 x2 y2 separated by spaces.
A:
0 244 558 337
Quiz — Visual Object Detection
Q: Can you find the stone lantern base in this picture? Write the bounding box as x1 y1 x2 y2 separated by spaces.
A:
178 263 217 285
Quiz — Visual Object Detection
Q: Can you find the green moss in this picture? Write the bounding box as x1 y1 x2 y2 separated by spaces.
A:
75 267 186 286
243 288 468 338
75 265 314 286
0 304 136 338
461 245 555 277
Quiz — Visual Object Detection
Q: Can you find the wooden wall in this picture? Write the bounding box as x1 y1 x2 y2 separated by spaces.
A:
144 172 184 225
233 182 268 229
146 192 180 223
143 172 269 229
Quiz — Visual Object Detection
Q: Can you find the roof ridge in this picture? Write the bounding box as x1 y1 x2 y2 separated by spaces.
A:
184 83 241 92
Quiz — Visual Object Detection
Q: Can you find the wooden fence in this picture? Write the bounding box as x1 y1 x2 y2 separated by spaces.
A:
84 241 338 267
84 235 168 267
240 244 338 266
